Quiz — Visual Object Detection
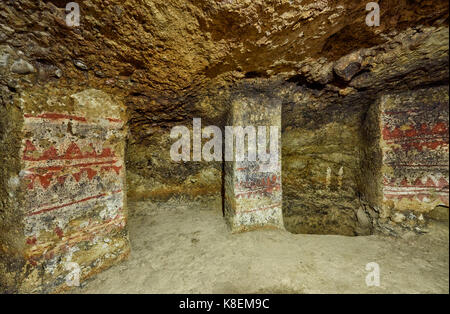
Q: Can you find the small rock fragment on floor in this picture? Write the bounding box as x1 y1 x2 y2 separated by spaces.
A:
11 59 35 74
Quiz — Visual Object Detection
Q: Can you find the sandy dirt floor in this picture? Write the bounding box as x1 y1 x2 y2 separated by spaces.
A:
73 200 449 294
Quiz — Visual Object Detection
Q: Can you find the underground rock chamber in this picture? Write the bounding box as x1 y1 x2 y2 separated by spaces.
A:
0 0 449 293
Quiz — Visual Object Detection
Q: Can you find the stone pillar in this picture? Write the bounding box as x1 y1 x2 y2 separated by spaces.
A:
224 93 284 233
0 87 129 293
362 86 449 226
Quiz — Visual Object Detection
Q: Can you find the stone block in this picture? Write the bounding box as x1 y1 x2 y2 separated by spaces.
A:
0 87 129 293
362 86 449 222
224 94 284 233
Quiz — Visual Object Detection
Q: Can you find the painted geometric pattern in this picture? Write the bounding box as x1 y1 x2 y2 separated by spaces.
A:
21 113 126 263
235 162 282 213
381 94 449 206
229 156 283 230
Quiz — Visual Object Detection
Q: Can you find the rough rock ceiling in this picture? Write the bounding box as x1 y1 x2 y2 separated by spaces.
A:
2 0 448 100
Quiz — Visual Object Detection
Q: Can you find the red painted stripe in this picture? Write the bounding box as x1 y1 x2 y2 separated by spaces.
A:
107 118 123 123
27 190 122 216
383 183 449 188
24 113 123 124
383 187 449 192
240 203 281 214
23 143 116 162
384 193 449 199
385 137 449 144
73 160 118 168
383 189 449 193
24 113 87 122
26 213 126 260
27 160 118 172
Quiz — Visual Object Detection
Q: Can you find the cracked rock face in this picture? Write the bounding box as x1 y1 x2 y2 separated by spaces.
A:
1 0 449 240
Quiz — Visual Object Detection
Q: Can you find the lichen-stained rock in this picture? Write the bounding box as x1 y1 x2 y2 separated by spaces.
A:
362 86 449 229
224 83 284 233
281 87 364 236
0 87 129 293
